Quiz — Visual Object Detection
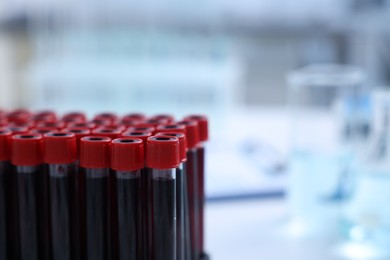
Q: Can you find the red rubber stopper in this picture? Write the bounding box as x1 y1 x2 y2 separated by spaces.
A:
111 138 144 171
137 118 169 128
146 136 180 169
92 127 123 139
37 121 66 130
33 110 57 122
156 124 186 134
90 118 113 127
29 126 58 135
44 132 77 164
7 126 30 135
62 127 91 156
156 132 187 162
0 129 12 161
67 122 97 130
184 115 209 142
120 117 141 127
0 118 7 127
93 112 118 124
121 131 152 143
126 126 155 134
150 114 175 123
11 134 43 166
7 109 31 124
80 136 111 169
177 120 200 149
122 113 146 121
62 112 87 123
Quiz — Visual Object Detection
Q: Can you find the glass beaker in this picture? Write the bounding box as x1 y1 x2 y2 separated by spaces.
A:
286 64 367 237
340 89 390 258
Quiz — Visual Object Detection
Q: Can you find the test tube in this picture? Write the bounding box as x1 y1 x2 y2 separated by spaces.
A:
0 129 12 260
146 136 180 260
79 136 111 260
44 132 77 260
121 131 152 260
111 137 144 260
184 115 209 260
12 134 49 260
177 120 200 260
156 132 188 260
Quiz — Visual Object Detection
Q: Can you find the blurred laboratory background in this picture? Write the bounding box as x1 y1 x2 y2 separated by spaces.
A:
2 0 390 259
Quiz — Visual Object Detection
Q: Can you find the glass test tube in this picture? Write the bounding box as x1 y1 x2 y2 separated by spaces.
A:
147 136 181 260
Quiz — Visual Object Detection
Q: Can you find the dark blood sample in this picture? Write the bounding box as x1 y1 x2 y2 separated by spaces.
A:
44 132 77 260
11 134 50 260
0 129 11 260
146 136 180 260
155 132 188 260
111 138 144 260
79 136 111 260
151 170 176 260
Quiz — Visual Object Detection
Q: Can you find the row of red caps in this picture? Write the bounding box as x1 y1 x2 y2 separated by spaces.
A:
0 109 208 170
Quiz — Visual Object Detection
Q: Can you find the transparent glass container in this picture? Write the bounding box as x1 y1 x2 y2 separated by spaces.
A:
286 64 367 237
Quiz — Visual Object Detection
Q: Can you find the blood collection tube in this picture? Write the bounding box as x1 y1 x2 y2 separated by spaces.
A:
12 134 50 260
79 136 111 260
177 120 200 260
110 137 144 260
0 129 11 260
44 132 77 260
120 130 152 260
156 132 188 260
62 127 91 156
146 136 180 260
184 116 209 260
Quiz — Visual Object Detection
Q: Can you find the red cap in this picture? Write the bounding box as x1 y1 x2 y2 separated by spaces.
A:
156 132 187 162
120 117 141 127
7 109 31 124
126 126 155 134
121 131 152 143
146 136 180 169
62 112 87 123
11 134 43 166
156 124 185 134
111 138 144 171
0 118 8 127
7 126 30 135
138 118 169 128
67 122 97 129
177 120 200 149
80 136 111 169
92 127 123 139
93 113 118 124
29 127 58 135
8 121 35 129
0 129 12 161
32 110 57 122
184 115 209 142
150 114 175 123
36 121 65 130
44 132 77 164
62 127 91 156
90 118 113 127
122 113 146 121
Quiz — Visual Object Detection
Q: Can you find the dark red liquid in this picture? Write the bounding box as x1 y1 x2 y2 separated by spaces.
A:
197 146 205 255
6 162 20 260
114 171 141 259
0 161 8 260
48 163 76 260
176 165 185 260
186 150 199 260
180 162 192 260
141 168 152 260
17 165 50 260
152 176 176 260
82 168 109 260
